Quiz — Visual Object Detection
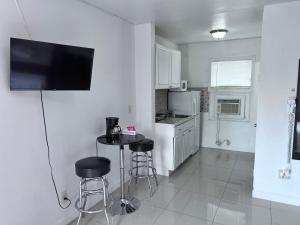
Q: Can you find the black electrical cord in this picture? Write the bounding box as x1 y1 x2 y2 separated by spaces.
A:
40 90 71 209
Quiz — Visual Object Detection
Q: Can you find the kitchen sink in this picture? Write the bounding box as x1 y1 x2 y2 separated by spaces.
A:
174 114 190 118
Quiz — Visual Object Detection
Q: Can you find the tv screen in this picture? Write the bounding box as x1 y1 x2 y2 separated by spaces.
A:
10 38 94 90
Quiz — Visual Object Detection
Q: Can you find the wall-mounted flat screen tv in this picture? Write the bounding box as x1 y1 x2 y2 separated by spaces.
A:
10 38 94 90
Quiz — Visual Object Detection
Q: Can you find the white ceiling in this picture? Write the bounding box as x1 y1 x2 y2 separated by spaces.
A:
82 0 297 44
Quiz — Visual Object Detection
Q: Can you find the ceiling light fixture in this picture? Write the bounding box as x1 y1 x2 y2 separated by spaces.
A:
210 29 228 39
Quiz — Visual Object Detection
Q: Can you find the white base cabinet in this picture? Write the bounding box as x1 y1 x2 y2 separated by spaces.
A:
155 118 195 176
175 126 194 165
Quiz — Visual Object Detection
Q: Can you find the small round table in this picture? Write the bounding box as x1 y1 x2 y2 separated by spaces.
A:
97 133 145 215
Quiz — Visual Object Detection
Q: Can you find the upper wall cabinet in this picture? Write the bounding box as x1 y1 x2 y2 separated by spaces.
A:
155 44 181 89
156 44 171 89
171 50 181 88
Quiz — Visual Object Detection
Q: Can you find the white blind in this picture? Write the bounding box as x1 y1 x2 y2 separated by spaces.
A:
211 60 252 87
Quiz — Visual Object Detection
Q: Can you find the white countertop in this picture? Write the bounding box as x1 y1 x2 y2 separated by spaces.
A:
155 115 195 126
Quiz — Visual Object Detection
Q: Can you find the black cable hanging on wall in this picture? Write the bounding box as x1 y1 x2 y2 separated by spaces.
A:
40 90 71 209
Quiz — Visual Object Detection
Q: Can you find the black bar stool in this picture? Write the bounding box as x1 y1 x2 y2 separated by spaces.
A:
75 157 111 225
128 139 158 197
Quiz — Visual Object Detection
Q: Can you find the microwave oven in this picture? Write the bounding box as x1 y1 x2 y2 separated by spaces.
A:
171 80 188 91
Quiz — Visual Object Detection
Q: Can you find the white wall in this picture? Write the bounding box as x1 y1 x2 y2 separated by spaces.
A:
180 38 261 87
135 23 155 137
0 0 135 225
253 1 300 206
180 38 261 152
155 35 179 50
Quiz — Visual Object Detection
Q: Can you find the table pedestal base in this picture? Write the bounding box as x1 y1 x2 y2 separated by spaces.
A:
111 197 140 215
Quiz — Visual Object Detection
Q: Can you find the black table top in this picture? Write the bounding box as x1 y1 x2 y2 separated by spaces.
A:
97 133 145 146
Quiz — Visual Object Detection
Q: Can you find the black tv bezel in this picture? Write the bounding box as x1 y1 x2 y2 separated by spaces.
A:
10 37 95 91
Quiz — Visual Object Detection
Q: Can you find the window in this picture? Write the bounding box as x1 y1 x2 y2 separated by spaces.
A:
211 60 253 87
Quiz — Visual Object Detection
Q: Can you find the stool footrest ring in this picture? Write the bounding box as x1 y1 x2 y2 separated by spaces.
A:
75 199 107 214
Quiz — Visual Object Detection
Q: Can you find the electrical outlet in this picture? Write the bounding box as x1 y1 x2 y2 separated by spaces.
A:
278 168 291 179
128 105 132 114
61 190 69 201
278 169 285 179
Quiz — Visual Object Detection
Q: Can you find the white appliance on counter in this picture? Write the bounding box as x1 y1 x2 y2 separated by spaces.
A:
168 90 201 153
170 80 188 92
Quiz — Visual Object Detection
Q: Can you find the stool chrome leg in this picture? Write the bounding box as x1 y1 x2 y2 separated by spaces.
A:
81 181 87 219
150 151 159 187
102 178 111 225
146 152 153 197
135 153 138 184
76 179 83 225
104 176 110 205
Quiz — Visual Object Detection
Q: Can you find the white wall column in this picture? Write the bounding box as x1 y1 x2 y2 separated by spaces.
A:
253 1 300 206
134 23 155 137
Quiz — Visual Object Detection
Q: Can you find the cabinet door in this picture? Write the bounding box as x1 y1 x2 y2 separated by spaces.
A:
156 45 171 89
183 127 194 161
182 130 190 161
171 50 181 88
188 127 195 156
194 115 200 153
174 134 184 169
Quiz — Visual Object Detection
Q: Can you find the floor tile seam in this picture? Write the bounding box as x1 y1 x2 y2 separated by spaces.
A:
227 164 236 183
220 167 256 207
184 172 230 183
158 186 182 210
174 188 225 201
141 200 166 210
270 202 273 225
191 169 232 182
177 173 198 191
180 187 226 199
200 162 236 170
157 208 215 224
211 166 234 224
167 181 224 211
225 164 270 210
232 157 239 169
219 198 273 209
149 206 167 225
211 186 227 224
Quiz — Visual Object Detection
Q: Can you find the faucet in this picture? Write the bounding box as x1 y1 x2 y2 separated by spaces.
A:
167 109 176 117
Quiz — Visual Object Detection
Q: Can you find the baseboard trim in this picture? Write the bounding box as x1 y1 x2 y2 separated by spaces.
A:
253 188 300 206
200 145 254 153
201 145 252 152
156 166 169 176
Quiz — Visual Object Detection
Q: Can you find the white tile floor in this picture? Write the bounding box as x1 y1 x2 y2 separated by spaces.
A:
71 148 300 225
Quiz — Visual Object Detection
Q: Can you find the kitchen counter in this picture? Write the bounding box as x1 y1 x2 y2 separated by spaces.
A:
156 115 195 126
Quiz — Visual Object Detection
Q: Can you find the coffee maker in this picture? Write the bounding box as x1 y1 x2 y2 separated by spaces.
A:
106 117 121 138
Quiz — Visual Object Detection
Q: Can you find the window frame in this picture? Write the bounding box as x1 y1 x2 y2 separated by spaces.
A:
209 57 256 89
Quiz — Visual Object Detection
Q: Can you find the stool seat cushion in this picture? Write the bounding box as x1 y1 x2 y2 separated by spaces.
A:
129 138 154 152
75 157 110 178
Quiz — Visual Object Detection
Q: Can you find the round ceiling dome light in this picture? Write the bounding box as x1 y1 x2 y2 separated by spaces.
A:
210 29 228 39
